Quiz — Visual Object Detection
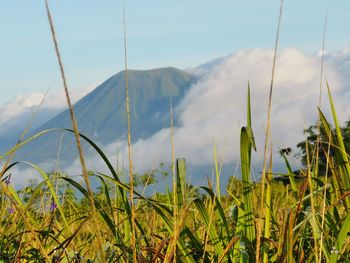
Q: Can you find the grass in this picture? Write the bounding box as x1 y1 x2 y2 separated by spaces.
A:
1 1 350 262
0 113 350 262
1 83 349 262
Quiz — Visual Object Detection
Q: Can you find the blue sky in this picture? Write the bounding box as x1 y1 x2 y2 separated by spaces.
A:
1 1 349 105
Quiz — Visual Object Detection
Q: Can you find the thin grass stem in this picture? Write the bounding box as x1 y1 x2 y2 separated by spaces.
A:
44 0 104 259
122 8 137 262
257 0 284 261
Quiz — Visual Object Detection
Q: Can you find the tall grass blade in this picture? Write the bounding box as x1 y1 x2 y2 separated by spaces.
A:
330 212 350 262
194 199 224 258
262 149 273 263
326 82 350 189
319 106 350 209
177 158 187 208
238 86 257 261
213 144 222 202
200 186 230 236
240 127 256 236
170 96 178 261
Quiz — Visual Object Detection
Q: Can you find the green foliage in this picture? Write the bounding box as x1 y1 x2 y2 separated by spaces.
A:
237 86 257 262
297 122 335 176
132 163 169 188
1 83 350 262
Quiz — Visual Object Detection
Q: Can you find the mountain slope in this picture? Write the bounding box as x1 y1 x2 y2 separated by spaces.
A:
15 67 196 166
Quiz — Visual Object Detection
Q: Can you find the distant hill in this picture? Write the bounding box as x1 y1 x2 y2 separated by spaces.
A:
15 67 196 166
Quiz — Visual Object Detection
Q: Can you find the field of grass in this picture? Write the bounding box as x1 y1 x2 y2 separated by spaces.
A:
1 1 350 262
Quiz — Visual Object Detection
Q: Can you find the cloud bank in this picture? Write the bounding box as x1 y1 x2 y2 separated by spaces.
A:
110 47 347 172
0 83 97 138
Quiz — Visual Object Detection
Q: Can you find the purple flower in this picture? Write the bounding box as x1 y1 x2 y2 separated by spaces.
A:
3 174 11 186
5 177 10 186
50 202 57 212
8 208 15 214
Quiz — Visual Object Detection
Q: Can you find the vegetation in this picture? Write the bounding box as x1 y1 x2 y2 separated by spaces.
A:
1 1 350 262
297 119 350 176
1 84 350 262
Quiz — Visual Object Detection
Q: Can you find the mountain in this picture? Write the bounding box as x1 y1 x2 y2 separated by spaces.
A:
15 67 196 166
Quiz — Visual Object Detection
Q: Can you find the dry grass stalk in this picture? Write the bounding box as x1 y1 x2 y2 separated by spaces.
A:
122 8 137 262
305 137 320 262
44 0 94 209
170 96 178 262
257 0 284 261
317 12 328 260
162 99 177 262
164 202 192 262
202 187 217 262
44 0 104 259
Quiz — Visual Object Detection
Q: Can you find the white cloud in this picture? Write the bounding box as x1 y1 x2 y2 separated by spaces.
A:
0 82 98 136
0 93 46 125
108 47 349 173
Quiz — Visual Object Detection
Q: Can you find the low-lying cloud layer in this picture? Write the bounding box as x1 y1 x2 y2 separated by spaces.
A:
0 83 98 137
108 47 347 172
4 47 350 187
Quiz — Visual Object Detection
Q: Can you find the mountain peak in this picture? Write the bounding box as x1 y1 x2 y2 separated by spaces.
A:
16 67 196 166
